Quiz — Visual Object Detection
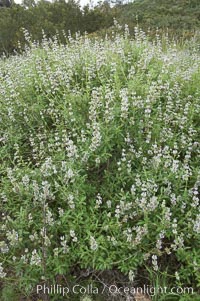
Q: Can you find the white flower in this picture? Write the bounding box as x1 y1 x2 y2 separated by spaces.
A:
90 236 98 251
30 249 41 266
193 214 200 234
128 270 135 282
0 263 6 278
152 255 159 271
175 271 180 281
6 229 18 246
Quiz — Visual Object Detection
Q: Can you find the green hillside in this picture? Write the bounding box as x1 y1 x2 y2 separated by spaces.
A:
1 0 200 55
116 0 200 36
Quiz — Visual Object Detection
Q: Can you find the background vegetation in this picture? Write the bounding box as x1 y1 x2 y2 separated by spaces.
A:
0 0 200 56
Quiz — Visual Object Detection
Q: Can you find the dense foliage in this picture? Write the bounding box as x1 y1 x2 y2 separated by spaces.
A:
0 26 200 300
1 0 200 56
117 0 200 36
0 0 114 56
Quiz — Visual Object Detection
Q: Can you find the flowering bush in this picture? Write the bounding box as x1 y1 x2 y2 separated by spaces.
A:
0 27 200 299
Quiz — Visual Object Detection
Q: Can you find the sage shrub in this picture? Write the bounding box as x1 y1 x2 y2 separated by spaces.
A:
0 27 200 298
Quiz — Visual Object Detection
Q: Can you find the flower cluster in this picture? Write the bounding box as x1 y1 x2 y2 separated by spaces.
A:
0 26 199 293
